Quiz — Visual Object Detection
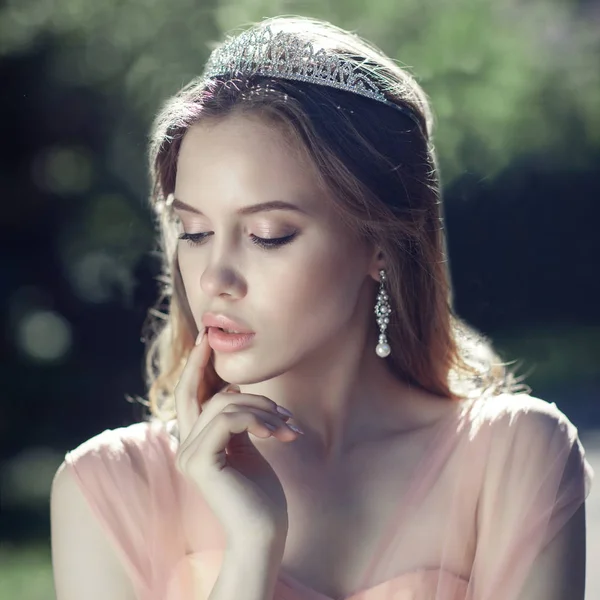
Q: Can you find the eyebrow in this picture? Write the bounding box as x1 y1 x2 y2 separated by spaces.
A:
171 197 308 216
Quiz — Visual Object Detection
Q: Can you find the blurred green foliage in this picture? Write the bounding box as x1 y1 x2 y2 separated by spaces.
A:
1 0 598 182
494 323 600 391
0 543 54 600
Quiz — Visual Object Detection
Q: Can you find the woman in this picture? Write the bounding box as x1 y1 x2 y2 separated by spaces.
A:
50 15 594 600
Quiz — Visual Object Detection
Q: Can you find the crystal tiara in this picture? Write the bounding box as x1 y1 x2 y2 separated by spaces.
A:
202 25 421 126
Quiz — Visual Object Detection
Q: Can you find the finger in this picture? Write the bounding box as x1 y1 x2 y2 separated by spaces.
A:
181 411 279 474
175 328 211 443
180 386 293 451
220 405 299 440
221 403 291 423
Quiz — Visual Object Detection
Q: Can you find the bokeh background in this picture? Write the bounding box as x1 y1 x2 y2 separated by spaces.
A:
1 0 599 597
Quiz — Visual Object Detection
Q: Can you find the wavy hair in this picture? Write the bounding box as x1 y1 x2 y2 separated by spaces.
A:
141 16 529 422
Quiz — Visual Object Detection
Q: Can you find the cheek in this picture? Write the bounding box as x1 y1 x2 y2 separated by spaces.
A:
270 249 360 338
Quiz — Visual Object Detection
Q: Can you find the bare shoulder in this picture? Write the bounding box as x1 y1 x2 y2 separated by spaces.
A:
50 459 137 600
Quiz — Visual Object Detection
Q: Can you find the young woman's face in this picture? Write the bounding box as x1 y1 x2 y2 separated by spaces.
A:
173 111 379 382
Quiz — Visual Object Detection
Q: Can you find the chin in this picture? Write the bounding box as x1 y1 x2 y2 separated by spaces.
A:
212 356 293 386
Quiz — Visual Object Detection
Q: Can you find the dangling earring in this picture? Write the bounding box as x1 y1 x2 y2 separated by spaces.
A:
375 269 392 358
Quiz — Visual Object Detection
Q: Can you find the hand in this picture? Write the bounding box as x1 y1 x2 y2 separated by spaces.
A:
174 328 301 546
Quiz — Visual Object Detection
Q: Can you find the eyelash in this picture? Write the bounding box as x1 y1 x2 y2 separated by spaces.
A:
178 232 297 250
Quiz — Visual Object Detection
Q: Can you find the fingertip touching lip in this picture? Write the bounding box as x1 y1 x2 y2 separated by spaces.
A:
202 312 254 333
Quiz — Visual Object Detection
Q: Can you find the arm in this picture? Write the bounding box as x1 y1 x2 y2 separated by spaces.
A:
207 538 286 600
517 501 586 600
50 461 137 600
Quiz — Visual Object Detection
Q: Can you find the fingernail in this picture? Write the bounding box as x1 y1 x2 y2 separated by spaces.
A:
276 405 294 418
287 423 304 435
195 329 206 345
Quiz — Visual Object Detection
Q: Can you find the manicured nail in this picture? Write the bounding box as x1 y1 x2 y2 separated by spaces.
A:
195 329 206 345
287 423 304 435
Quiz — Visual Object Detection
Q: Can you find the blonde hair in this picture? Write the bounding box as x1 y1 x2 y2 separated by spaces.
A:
142 16 529 422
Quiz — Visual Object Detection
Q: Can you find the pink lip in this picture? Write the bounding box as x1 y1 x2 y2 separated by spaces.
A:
202 312 254 333
207 327 255 353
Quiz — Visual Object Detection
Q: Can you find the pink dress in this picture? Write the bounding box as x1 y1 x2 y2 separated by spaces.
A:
63 392 594 600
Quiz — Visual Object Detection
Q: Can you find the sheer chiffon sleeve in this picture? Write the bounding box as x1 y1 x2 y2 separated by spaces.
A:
467 395 594 599
63 424 155 597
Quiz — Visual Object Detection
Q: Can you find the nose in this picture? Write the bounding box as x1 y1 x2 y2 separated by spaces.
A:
200 263 247 300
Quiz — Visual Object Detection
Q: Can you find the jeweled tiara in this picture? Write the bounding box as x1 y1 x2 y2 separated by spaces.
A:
202 24 421 126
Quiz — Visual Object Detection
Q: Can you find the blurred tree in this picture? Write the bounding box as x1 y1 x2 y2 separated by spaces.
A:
0 0 598 562
1 0 597 184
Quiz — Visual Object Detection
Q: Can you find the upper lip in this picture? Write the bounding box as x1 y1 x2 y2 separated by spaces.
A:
202 312 254 333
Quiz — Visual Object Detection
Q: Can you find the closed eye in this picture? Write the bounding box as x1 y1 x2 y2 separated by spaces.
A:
178 232 297 250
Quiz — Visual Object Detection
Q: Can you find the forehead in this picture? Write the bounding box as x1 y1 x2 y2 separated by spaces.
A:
176 113 321 196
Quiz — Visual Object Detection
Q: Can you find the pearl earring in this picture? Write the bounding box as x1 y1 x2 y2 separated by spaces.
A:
375 269 392 358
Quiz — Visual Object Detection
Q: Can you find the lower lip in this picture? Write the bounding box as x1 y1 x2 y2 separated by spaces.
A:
207 327 256 352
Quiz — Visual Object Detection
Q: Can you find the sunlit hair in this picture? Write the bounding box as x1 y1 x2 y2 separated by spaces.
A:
143 16 529 422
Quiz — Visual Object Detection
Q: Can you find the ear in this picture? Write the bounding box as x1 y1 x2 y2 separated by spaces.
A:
367 247 387 282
